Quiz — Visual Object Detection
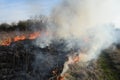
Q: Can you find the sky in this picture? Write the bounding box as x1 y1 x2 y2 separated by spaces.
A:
0 0 61 23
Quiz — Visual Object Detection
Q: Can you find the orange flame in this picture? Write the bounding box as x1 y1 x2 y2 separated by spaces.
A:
1 38 12 46
14 35 26 42
57 76 64 80
73 56 80 63
29 32 40 39
57 74 68 80
0 32 40 46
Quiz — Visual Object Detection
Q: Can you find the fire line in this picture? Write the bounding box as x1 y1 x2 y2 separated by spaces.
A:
0 32 40 46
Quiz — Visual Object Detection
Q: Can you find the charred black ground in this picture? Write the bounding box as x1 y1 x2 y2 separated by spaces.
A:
0 39 69 80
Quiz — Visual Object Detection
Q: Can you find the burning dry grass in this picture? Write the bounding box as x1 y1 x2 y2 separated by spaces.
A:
0 31 41 46
0 36 120 80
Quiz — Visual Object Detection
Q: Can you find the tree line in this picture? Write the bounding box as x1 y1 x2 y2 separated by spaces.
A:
0 15 48 32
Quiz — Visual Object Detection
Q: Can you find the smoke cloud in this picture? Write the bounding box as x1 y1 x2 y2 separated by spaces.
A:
34 0 120 78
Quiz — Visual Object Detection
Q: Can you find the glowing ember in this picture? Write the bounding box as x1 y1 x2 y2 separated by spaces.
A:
57 76 64 80
57 73 69 80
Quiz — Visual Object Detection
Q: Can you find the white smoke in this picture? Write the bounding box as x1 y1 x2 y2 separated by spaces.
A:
50 0 119 56
51 0 120 37
35 0 120 77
